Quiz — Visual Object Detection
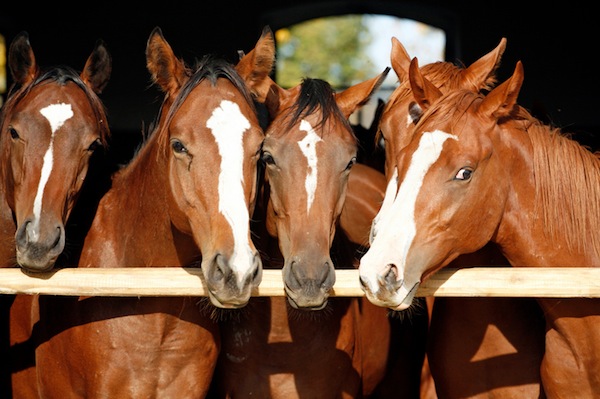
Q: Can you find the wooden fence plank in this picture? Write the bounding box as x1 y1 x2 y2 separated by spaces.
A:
1 267 600 297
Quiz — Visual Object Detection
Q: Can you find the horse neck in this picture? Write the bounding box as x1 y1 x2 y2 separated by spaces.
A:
0 138 17 265
494 122 600 267
97 137 197 266
0 196 16 266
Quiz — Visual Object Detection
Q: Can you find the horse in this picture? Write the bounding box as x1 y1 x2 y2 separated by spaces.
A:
0 30 111 272
367 38 546 398
360 57 600 397
0 31 112 398
209 68 428 398
23 26 276 398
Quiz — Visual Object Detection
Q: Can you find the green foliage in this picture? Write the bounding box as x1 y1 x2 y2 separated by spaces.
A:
276 15 376 89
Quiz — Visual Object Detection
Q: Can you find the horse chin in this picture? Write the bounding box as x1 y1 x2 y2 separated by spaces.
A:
206 289 252 309
286 294 329 311
284 286 329 311
364 281 420 311
16 252 60 273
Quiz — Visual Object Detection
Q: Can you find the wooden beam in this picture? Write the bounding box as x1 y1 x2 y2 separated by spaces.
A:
1 267 600 298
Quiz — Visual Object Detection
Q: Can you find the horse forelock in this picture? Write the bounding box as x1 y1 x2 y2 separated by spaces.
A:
156 55 257 153
285 78 353 139
376 62 465 146
413 89 476 137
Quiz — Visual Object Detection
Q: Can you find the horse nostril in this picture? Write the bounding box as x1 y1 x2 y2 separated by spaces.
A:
285 261 302 290
212 254 226 282
320 261 335 290
383 263 399 288
250 252 262 285
52 226 63 248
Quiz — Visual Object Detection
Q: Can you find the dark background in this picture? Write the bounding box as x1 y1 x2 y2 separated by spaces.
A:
1 2 598 161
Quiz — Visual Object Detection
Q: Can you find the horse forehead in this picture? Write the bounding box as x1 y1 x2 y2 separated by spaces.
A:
276 116 354 148
25 81 93 114
176 82 257 132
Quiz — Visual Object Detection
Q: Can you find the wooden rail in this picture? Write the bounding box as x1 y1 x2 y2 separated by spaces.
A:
1 267 600 298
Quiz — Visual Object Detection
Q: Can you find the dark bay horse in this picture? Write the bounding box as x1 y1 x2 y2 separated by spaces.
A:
368 38 546 398
26 26 276 398
361 58 600 397
210 69 429 398
0 31 111 397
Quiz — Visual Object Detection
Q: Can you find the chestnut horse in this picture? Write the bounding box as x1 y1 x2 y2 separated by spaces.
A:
372 38 546 398
210 70 428 398
0 32 111 397
0 31 111 272
25 27 275 398
361 58 600 397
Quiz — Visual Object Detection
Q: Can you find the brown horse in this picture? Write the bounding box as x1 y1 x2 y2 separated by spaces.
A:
368 38 546 398
0 31 111 398
361 58 600 397
0 31 111 272
23 27 276 398
209 69 427 398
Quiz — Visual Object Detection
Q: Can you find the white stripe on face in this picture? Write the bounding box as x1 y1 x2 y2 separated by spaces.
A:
370 167 399 245
31 103 73 241
298 120 322 213
360 130 457 291
206 100 254 275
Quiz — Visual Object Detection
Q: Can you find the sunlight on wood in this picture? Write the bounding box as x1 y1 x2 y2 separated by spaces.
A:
0 268 599 298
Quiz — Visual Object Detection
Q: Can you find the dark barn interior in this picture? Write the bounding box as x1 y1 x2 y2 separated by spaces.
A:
2 2 598 162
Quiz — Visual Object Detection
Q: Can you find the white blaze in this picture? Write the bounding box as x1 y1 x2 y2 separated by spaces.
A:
360 130 457 293
31 103 73 240
298 120 322 213
206 100 254 277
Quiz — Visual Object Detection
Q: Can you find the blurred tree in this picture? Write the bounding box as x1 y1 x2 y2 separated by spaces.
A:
275 15 376 89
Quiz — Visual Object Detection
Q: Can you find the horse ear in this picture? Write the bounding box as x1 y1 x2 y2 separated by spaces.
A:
263 81 294 120
336 67 390 118
409 57 442 112
390 37 411 84
236 25 276 103
8 31 38 86
461 37 507 92
146 26 188 98
480 61 524 119
81 39 112 95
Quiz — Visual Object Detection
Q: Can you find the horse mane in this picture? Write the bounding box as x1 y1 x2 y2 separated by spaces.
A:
0 66 110 183
528 117 600 256
283 78 353 138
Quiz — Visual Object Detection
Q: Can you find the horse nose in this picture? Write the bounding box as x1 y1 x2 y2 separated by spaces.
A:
15 219 65 271
285 256 336 293
379 263 401 292
249 250 263 287
204 250 262 308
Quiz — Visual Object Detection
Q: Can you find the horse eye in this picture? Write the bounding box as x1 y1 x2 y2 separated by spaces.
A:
87 138 102 152
261 151 275 166
171 139 187 154
454 168 473 181
345 157 357 171
408 102 423 124
8 127 19 140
